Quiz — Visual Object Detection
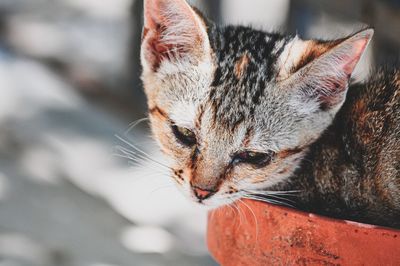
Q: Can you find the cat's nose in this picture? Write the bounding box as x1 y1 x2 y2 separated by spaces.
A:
193 186 215 200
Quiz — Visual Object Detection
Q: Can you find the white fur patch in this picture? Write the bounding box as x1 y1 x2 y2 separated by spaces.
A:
169 100 197 129
272 38 286 54
276 36 309 80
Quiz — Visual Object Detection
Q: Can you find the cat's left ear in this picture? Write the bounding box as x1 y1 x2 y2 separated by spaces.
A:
280 28 373 113
141 0 210 72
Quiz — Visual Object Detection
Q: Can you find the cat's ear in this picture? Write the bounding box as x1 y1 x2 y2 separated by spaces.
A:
141 0 210 71
281 28 373 112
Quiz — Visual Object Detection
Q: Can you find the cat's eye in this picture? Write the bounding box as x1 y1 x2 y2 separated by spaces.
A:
233 150 274 167
171 125 196 146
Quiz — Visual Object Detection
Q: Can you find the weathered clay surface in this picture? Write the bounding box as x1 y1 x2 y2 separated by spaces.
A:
207 199 400 266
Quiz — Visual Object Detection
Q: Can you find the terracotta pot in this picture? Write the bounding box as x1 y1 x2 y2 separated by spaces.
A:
207 199 400 266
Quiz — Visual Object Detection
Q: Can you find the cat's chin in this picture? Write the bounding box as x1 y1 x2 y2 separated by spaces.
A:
188 196 241 211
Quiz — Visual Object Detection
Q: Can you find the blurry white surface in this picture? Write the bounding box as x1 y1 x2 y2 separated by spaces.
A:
0 172 9 201
0 56 212 265
90 264 120 266
62 0 131 19
0 233 52 266
221 0 290 29
121 226 174 253
4 0 131 93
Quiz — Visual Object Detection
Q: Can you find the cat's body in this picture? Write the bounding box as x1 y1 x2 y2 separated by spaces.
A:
276 68 400 228
140 0 400 228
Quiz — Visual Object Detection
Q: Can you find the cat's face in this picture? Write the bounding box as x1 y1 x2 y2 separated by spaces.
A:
141 0 372 207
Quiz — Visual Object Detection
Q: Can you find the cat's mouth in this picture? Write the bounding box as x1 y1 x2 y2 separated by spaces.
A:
188 187 245 209
192 186 216 202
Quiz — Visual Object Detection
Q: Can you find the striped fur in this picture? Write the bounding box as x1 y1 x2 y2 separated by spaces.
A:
141 0 400 228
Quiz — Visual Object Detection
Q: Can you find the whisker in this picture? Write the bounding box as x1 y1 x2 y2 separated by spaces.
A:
229 200 243 229
115 136 172 170
115 145 154 165
262 194 297 204
243 190 298 204
149 184 176 195
115 144 152 163
124 117 150 135
244 189 302 195
226 203 239 224
243 194 295 208
238 198 259 242
116 135 155 156
113 150 168 176
113 152 148 167
113 149 146 163
114 148 159 170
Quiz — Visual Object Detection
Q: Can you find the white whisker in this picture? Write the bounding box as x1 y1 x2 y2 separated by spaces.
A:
229 200 243 229
244 189 301 195
243 195 295 208
243 190 298 204
114 136 172 170
113 148 169 176
115 145 152 165
149 184 176 194
238 198 259 243
124 117 150 135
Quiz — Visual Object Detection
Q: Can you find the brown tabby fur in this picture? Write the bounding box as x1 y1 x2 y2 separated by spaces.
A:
280 68 400 227
140 0 400 228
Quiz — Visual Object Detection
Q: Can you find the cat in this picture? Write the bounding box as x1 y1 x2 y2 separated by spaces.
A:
140 0 400 228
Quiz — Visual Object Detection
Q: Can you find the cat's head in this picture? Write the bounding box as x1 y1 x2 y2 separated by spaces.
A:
140 0 373 207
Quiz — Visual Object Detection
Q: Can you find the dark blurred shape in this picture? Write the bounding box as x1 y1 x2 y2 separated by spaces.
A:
200 0 222 23
129 0 147 121
287 0 400 64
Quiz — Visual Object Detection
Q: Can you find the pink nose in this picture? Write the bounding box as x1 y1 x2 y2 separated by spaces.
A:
193 186 215 200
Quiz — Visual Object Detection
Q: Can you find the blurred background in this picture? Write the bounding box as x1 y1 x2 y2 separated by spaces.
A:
0 0 398 265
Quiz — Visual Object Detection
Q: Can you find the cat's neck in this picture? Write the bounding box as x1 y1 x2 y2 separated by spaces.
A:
289 110 359 213
291 81 373 214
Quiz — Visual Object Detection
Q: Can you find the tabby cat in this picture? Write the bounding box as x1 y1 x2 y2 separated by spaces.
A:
140 0 400 228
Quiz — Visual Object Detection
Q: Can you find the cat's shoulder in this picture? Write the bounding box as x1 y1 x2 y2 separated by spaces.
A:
343 65 400 152
366 65 399 95
348 65 400 114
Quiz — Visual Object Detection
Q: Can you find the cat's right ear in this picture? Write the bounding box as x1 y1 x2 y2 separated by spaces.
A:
141 0 210 72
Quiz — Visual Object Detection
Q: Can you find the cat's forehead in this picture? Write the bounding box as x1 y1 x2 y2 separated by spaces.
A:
207 25 290 129
210 25 288 73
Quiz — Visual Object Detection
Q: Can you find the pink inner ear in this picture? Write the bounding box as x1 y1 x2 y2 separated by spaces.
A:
341 38 370 76
142 0 204 69
144 0 173 30
318 38 370 109
317 78 348 110
294 30 373 111
143 36 168 70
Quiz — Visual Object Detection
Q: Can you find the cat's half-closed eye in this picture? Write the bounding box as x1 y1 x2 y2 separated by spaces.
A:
232 151 275 167
171 125 197 147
